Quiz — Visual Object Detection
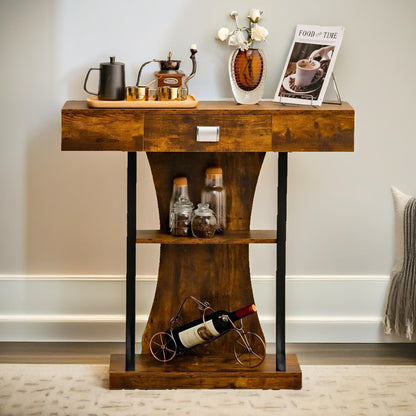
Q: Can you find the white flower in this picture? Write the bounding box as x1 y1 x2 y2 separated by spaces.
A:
248 9 263 23
216 9 268 49
216 27 231 41
251 24 269 41
228 30 249 50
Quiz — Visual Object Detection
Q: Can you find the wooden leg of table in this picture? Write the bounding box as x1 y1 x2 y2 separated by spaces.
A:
126 152 137 371
276 152 288 371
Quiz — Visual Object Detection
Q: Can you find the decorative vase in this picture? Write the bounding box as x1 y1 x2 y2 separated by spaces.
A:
229 48 266 105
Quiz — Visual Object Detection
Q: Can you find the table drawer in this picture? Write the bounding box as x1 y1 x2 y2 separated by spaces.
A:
144 113 272 152
272 110 354 152
62 109 144 151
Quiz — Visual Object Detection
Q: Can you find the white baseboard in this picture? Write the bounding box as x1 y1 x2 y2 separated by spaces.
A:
0 274 411 343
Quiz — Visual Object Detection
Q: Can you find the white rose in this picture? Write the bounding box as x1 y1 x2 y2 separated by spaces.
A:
251 24 269 41
248 9 263 23
228 30 249 50
216 27 231 41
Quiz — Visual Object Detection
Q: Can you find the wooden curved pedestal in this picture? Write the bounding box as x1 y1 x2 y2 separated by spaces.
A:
142 152 266 354
110 151 302 389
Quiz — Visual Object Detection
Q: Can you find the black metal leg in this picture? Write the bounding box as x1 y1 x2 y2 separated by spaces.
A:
276 152 288 371
126 152 137 371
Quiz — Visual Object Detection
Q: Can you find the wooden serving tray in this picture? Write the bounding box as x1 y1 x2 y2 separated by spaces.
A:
87 95 198 108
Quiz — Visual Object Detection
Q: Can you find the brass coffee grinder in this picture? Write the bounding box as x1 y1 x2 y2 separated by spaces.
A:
136 45 197 97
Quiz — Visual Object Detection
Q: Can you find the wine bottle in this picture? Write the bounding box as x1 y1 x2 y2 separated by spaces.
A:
168 304 257 350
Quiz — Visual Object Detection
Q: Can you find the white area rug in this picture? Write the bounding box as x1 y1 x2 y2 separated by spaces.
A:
0 364 415 416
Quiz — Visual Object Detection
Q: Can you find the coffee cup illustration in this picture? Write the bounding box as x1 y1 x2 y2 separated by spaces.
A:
294 59 320 87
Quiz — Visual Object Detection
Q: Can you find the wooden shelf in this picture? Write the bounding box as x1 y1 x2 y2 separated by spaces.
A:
109 353 302 390
136 230 277 244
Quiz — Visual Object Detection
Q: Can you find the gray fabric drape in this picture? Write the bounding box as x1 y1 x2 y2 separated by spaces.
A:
384 197 416 339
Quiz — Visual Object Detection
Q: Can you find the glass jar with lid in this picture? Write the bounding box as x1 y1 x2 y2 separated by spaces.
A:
169 177 191 229
201 167 226 233
191 203 217 238
170 198 193 236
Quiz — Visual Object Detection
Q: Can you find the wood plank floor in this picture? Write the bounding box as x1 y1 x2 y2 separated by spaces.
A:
0 343 415 365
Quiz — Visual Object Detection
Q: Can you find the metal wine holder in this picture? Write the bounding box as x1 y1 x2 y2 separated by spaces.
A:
149 296 266 368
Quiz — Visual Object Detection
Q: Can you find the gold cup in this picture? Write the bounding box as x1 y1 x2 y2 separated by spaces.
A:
178 87 188 101
147 88 157 101
126 86 147 101
169 87 179 100
126 86 138 101
158 86 170 101
158 86 179 101
137 86 147 100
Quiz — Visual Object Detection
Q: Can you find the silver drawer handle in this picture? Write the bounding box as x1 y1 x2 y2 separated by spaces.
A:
196 126 220 142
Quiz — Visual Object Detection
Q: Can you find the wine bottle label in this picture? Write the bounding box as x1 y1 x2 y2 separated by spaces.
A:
178 319 220 348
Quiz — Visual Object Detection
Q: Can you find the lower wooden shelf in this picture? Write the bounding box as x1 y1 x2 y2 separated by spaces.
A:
109 353 302 390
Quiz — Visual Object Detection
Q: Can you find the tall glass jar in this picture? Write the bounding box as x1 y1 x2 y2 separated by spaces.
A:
201 167 226 233
170 198 193 236
169 177 191 229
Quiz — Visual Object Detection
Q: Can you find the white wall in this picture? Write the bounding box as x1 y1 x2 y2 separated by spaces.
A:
0 0 415 343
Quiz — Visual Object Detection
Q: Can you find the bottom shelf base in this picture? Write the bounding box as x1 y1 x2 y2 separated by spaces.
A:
109 353 302 390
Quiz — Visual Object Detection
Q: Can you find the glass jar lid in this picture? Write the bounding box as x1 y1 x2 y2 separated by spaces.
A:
173 177 188 187
173 197 193 213
206 167 223 179
193 203 213 216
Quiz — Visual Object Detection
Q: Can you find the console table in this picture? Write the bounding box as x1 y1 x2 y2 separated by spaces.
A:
61 100 354 389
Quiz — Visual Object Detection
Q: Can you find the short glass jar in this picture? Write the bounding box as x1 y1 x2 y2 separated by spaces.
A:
191 203 217 238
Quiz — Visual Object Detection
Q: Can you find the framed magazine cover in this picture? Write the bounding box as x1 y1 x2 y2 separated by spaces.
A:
274 25 344 106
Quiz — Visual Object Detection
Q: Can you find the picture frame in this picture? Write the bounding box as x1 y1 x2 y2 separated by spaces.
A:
274 25 344 106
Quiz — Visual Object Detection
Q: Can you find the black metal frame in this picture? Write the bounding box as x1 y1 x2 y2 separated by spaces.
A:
124 151 289 373
126 152 137 371
276 152 288 371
